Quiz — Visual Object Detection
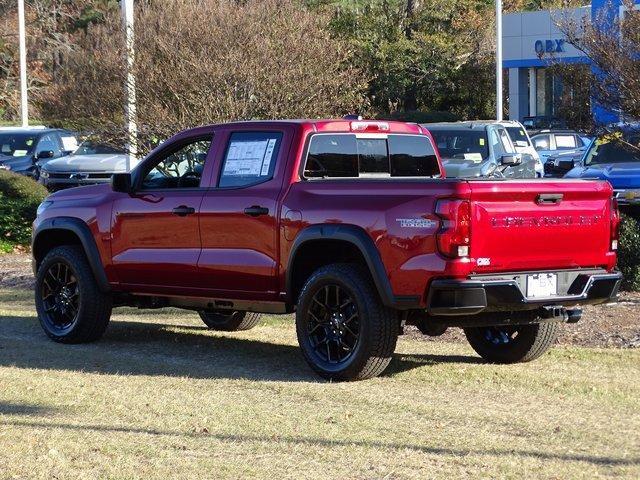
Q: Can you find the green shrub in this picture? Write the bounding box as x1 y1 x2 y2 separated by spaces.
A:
618 213 640 291
0 170 49 246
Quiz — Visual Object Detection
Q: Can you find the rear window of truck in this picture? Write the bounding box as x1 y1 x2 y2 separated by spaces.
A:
304 134 440 179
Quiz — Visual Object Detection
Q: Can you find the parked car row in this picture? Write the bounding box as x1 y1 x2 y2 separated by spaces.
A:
3 121 638 192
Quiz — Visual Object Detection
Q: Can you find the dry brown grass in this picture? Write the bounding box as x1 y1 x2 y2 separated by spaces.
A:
0 288 639 479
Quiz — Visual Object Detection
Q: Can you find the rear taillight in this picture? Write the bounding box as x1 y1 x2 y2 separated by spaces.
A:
611 197 620 251
435 199 471 258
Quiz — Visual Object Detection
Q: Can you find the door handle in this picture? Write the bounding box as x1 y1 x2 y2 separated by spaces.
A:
536 193 563 205
244 205 269 217
172 205 196 216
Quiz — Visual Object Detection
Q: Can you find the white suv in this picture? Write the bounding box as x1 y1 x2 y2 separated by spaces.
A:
499 120 543 177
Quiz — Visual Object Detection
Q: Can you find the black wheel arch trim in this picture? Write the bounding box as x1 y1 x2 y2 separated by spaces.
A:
285 224 419 309
32 217 111 292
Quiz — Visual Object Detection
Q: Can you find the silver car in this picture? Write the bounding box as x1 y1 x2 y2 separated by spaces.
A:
39 142 128 190
424 121 537 179
530 130 592 170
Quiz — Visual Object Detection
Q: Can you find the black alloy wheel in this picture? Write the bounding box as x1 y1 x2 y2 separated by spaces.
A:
35 245 112 343
306 284 360 366
40 261 80 335
295 263 398 381
464 322 559 364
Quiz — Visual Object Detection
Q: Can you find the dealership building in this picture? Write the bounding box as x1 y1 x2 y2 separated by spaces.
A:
503 0 639 124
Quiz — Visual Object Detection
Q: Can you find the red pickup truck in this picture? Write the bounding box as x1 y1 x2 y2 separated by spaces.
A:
32 119 622 380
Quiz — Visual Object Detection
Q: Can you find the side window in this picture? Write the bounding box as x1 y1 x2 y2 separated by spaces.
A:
498 128 516 153
532 135 550 150
489 129 505 156
141 137 212 190
219 132 283 188
555 134 577 150
36 134 61 156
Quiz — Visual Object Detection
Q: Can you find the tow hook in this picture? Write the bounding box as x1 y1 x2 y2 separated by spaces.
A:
566 308 582 323
540 306 582 323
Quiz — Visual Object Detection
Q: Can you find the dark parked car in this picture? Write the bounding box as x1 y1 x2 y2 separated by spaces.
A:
425 121 536 178
32 119 620 381
39 141 128 191
543 149 587 177
0 127 78 179
522 116 567 133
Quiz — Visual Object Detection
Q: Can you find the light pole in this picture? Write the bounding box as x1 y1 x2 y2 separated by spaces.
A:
17 0 28 127
121 0 137 171
496 0 503 120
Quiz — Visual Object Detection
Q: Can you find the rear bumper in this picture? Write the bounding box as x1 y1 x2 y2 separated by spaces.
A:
426 270 622 316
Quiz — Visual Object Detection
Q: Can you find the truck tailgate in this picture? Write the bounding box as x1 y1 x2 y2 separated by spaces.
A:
468 180 616 273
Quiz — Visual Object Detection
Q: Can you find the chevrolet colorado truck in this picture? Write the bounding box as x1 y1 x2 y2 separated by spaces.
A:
32 120 622 381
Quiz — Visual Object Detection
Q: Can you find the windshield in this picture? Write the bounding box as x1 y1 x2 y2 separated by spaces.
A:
0 133 37 156
506 127 529 145
584 135 640 165
73 141 124 156
430 130 489 161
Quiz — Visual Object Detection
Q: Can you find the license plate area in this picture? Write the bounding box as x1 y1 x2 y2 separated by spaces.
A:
526 273 558 298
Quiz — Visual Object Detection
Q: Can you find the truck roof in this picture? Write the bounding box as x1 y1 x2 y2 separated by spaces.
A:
200 119 424 134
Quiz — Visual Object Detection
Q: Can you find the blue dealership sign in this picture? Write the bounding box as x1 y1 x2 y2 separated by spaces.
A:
534 39 565 54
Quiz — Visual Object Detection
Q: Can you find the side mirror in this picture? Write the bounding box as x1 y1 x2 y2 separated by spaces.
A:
36 150 55 160
111 172 132 193
501 154 521 166
557 159 576 171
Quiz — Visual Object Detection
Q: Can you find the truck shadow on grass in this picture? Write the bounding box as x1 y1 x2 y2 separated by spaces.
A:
0 314 479 382
3 415 639 468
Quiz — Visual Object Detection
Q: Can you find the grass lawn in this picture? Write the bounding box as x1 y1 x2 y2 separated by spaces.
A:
0 287 638 479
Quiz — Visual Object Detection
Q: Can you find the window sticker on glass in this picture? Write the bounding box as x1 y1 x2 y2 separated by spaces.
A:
464 152 483 163
224 139 274 177
261 138 277 176
13 150 28 156
61 136 79 152
219 132 283 188
479 138 485 146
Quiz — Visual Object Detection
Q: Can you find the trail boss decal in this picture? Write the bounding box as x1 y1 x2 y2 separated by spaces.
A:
396 218 437 229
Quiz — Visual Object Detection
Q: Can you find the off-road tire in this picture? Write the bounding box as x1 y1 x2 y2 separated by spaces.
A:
198 311 261 331
295 263 399 381
35 245 112 343
464 322 559 364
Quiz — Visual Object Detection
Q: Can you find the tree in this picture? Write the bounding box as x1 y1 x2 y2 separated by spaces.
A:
0 0 117 121
558 0 640 124
37 0 368 153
